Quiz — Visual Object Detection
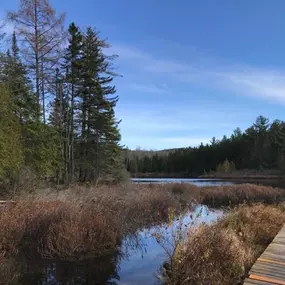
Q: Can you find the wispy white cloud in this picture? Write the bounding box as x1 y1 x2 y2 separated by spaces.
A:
127 82 169 94
219 69 285 103
113 42 285 149
113 43 285 104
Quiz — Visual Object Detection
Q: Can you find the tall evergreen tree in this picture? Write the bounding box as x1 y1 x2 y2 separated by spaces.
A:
76 27 121 182
0 2 126 187
49 68 67 183
62 22 83 183
2 32 37 123
0 32 58 180
0 84 23 184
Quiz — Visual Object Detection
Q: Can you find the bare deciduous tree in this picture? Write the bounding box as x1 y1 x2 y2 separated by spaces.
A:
8 0 65 123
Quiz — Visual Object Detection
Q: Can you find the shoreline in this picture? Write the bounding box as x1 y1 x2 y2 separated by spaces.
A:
131 172 285 180
199 174 285 180
1 183 285 285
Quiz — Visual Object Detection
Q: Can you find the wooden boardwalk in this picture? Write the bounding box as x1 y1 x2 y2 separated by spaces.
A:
244 225 285 285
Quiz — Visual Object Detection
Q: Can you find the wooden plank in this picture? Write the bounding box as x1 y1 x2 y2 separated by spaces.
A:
244 278 279 285
258 259 285 267
244 225 285 285
261 253 285 263
249 274 285 285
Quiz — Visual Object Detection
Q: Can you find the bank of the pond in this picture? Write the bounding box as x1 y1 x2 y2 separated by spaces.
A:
132 177 236 186
0 183 284 261
1 183 285 284
0 205 223 285
0 184 182 261
1 202 285 285
199 169 285 180
162 204 285 285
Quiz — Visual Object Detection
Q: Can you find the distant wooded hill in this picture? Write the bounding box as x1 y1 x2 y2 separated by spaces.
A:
124 116 285 177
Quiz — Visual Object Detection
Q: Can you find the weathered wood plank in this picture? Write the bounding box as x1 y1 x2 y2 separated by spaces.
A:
244 278 279 285
243 224 285 285
248 275 285 285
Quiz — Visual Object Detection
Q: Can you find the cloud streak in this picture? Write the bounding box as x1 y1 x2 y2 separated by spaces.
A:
126 82 169 94
111 42 285 149
114 43 285 104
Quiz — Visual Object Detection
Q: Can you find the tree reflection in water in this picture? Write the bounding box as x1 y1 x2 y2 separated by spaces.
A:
0 233 149 285
1 252 121 285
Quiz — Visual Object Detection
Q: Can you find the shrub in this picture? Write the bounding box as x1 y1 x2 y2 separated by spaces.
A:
0 256 20 285
200 183 284 207
219 204 285 254
163 204 285 285
0 200 120 259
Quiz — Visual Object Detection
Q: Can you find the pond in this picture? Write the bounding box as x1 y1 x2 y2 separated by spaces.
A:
6 206 223 285
132 178 238 186
5 177 283 285
132 177 285 189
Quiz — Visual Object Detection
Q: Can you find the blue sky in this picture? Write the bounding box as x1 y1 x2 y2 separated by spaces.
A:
1 0 285 150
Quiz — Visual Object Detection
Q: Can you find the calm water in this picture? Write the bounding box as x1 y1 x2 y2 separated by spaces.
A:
132 177 285 189
132 177 237 186
6 178 284 285
8 206 223 285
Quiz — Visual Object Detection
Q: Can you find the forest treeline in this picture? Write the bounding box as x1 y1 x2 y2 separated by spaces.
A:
0 0 125 188
124 116 285 177
2 1 285 187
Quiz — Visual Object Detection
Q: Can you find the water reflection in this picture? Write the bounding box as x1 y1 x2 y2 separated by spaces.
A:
2 206 223 285
2 253 121 285
131 178 237 186
132 177 285 190
110 205 223 285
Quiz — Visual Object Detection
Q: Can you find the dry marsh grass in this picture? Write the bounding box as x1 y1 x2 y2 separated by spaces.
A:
199 183 285 207
0 200 119 259
0 183 284 261
0 184 186 259
163 204 285 285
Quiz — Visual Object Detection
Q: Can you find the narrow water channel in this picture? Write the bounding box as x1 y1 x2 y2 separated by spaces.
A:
7 178 279 284
6 205 223 285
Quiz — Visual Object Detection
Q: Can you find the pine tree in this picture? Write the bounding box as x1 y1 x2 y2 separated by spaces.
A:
254 115 270 134
76 27 122 182
62 23 83 183
2 32 38 123
49 68 67 183
0 85 23 184
0 32 58 179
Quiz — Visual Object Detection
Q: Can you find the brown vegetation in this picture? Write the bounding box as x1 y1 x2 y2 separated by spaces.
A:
155 182 285 207
0 183 284 261
163 204 285 285
0 184 183 259
200 169 283 179
0 200 119 259
199 183 285 207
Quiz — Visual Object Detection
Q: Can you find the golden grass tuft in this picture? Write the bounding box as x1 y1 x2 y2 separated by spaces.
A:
200 183 284 207
163 204 285 285
0 183 284 262
0 200 119 259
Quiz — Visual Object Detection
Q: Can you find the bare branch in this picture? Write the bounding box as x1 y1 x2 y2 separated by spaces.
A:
8 0 66 122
